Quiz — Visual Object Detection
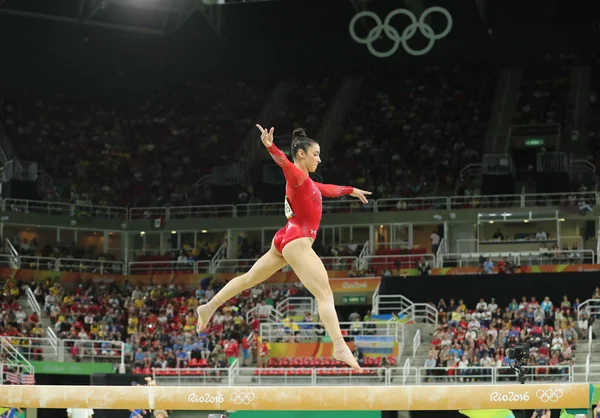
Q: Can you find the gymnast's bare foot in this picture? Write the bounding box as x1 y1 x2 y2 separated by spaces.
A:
333 344 363 373
196 305 212 332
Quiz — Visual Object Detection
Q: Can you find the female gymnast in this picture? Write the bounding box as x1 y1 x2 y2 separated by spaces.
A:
197 125 371 372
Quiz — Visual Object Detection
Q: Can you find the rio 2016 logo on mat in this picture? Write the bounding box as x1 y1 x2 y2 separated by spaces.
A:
187 392 256 405
349 7 453 58
489 389 564 403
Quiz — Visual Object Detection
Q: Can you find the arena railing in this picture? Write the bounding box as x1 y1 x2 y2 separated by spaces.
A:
275 297 317 318
19 256 58 271
376 196 450 211
57 258 125 274
60 339 125 367
0 337 35 376
236 366 389 386
210 256 358 274
2 191 598 222
72 203 128 220
236 200 369 216
3 198 71 216
361 254 436 272
439 250 596 268
128 260 211 275
259 321 402 343
416 365 573 384
373 294 414 316
575 299 600 323
146 364 576 386
151 364 237 387
246 304 282 324
3 336 60 362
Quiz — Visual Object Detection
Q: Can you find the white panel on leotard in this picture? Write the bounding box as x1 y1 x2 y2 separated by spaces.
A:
284 196 295 219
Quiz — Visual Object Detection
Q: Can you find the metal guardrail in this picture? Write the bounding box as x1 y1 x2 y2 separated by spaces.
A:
361 254 436 272
3 336 58 362
128 260 211 275
144 365 575 386
150 359 239 386
415 365 573 384
259 321 402 343
439 250 596 268
577 299 600 323
1 191 597 221
276 297 316 318
57 258 124 274
4 336 124 365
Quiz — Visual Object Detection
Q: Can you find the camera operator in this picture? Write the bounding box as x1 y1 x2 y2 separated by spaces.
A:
418 260 431 276
498 257 517 274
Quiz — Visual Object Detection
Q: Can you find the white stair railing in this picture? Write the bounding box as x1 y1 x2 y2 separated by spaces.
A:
412 329 421 359
0 337 34 376
276 297 316 318
47 327 59 354
577 299 600 324
227 358 239 386
25 286 41 316
209 244 227 273
372 281 381 314
5 238 18 268
357 240 370 270
246 305 281 324
402 358 411 384
435 238 446 268
374 294 438 325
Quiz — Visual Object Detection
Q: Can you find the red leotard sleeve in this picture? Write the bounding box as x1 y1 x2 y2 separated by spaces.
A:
314 182 354 198
267 144 308 187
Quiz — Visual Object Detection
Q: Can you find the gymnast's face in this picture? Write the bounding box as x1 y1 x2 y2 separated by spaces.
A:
301 143 321 173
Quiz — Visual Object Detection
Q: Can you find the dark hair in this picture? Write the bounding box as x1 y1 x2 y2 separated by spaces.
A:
291 128 317 161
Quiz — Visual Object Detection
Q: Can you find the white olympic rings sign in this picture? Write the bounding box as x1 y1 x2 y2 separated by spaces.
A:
536 389 564 403
230 391 256 405
349 7 453 58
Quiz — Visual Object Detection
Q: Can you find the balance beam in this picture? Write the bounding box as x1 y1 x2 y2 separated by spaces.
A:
0 384 589 410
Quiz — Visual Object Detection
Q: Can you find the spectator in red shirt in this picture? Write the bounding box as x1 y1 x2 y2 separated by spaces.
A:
224 338 239 366
241 336 250 365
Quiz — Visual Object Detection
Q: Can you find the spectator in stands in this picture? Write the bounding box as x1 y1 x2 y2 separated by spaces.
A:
482 257 494 274
430 231 440 254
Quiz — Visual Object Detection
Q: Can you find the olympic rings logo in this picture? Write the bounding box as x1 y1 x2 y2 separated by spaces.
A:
230 392 256 405
536 389 564 403
349 7 453 58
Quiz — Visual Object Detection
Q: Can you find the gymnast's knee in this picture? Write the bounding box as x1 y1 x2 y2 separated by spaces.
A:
313 286 334 305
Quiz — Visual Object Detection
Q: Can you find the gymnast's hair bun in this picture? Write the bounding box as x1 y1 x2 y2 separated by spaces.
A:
292 128 307 138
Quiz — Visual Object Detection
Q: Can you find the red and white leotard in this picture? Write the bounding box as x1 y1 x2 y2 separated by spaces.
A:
267 144 353 253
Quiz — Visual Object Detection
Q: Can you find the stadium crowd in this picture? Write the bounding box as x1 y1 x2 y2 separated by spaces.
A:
426 294 588 382
21 275 311 371
322 61 495 198
1 60 501 208
0 277 45 362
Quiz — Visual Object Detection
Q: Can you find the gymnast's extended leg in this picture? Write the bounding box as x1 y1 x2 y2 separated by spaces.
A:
282 238 362 372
